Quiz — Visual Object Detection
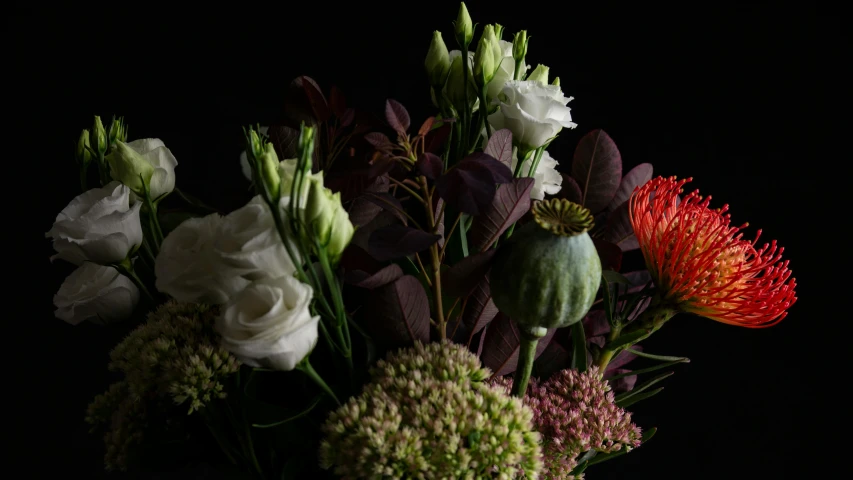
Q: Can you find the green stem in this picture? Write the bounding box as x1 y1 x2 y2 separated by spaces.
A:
461 47 471 159
514 58 525 81
596 305 677 371
202 411 240 466
317 244 354 374
240 398 266 479
297 358 341 406
526 146 546 178
113 259 155 303
510 329 544 397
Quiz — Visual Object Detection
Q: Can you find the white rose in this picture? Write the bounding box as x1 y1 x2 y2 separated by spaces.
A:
213 195 300 282
512 149 563 200
46 181 143 266
216 275 320 371
239 126 269 181
488 80 577 152
155 213 251 304
54 262 140 325
117 138 178 201
486 40 527 103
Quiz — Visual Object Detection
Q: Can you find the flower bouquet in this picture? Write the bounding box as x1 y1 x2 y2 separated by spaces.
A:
47 3 797 478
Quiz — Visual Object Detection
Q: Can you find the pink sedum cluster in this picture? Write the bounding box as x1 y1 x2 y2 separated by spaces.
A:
491 366 642 479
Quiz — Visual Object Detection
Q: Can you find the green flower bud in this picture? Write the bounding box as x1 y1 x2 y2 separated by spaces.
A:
490 199 602 334
258 143 282 200
527 64 550 85
304 177 354 262
105 141 155 195
249 129 264 161
425 31 451 88
512 30 529 64
551 76 561 86
473 33 496 87
453 2 473 48
90 116 107 155
446 52 478 112
76 129 92 166
108 117 127 146
493 23 504 40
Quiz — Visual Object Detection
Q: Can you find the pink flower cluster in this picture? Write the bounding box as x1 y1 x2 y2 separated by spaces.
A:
491 366 642 479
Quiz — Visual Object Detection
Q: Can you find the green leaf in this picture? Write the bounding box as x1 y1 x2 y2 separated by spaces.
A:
570 321 587 372
252 394 323 429
602 270 631 285
615 386 664 408
615 371 674 405
626 348 690 363
569 450 598 475
586 428 657 466
605 328 652 350
608 359 687 380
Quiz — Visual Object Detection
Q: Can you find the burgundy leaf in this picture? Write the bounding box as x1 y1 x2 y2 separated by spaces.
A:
608 346 642 370
284 76 321 127
346 263 404 290
268 125 301 161
368 155 399 179
571 129 622 213
481 313 556 376
330 86 347 117
418 117 436 137
385 99 411 135
365 132 393 149
436 153 513 215
340 108 355 127
603 200 640 251
593 238 623 271
583 310 610 338
368 224 441 262
339 244 383 276
360 191 408 225
607 163 653 212
424 123 452 154
462 277 498 338
555 174 583 204
416 152 443 180
624 270 652 292
299 76 331 123
442 250 496 297
605 368 637 393
351 210 398 253
433 196 445 249
363 275 430 347
469 178 534 252
533 338 572 380
484 128 513 168
347 175 390 227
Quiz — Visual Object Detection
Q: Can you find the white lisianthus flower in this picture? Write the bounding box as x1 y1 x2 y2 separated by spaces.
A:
216 275 320 371
155 213 250 304
54 262 139 325
240 126 269 181
488 80 577 152
46 181 143 266
512 149 563 200
486 40 527 103
107 138 178 201
213 195 301 282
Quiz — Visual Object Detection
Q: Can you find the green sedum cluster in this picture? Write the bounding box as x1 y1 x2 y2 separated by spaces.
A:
319 341 543 479
85 301 240 470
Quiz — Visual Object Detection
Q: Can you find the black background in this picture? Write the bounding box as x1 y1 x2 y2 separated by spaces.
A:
9 1 841 478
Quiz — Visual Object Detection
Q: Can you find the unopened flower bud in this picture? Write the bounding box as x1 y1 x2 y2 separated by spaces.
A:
527 64 550 85
258 143 282 200
453 2 473 48
512 30 529 64
473 35 496 87
76 129 92 166
304 177 354 262
551 77 561 86
493 23 504 40
90 116 107 155
105 141 155 195
108 117 127 146
425 31 451 88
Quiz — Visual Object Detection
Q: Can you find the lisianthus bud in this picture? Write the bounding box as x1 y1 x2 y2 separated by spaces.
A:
551 77 561 86
108 117 127 146
258 143 282 200
304 177 354 262
454 2 473 48
249 128 265 161
473 33 496 87
527 64 550 85
90 116 107 155
446 51 478 113
425 31 451 88
493 23 504 40
105 141 155 195
76 129 92 166
512 30 529 66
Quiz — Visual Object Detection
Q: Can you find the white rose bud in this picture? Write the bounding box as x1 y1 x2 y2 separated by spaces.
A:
155 213 251 304
46 181 143 266
213 195 301 281
217 275 320 371
54 262 140 325
488 80 577 152
106 138 178 201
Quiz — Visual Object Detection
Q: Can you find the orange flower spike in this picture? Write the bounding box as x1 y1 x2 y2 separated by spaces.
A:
628 176 797 328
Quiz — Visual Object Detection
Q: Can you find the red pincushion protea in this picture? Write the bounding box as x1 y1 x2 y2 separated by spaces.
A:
629 176 797 327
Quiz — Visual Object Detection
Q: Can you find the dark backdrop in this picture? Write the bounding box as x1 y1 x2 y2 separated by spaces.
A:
9 2 841 478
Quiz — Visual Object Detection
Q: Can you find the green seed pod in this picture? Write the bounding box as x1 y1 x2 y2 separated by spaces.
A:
490 199 602 336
